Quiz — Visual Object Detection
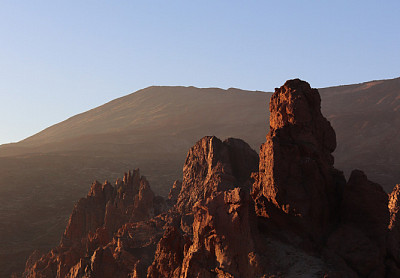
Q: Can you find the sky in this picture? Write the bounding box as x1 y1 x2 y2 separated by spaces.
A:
0 1 399 145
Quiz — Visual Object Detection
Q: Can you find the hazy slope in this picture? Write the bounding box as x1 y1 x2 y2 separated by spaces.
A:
320 77 400 188
0 78 399 276
1 86 268 154
0 86 270 276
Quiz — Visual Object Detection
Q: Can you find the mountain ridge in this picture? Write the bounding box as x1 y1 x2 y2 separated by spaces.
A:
3 77 399 150
11 86 268 148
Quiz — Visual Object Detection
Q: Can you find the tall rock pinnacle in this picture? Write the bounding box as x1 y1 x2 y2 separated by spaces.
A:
253 79 345 239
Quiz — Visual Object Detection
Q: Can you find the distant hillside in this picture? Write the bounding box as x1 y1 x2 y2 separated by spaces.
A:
1 86 268 155
0 86 270 276
320 77 400 188
1 77 400 276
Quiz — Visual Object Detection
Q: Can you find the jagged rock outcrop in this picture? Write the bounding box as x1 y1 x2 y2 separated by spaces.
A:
147 137 260 278
180 188 263 278
389 185 400 232
24 169 163 278
176 136 258 214
25 79 400 278
147 226 190 278
24 135 259 278
387 184 400 274
79 216 167 278
252 79 345 240
167 180 182 205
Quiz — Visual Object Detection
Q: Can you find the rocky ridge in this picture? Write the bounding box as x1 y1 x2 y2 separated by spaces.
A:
25 79 400 277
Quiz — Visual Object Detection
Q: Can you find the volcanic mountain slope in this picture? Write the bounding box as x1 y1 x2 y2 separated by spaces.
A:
25 79 400 277
0 87 269 277
320 77 400 190
2 77 400 276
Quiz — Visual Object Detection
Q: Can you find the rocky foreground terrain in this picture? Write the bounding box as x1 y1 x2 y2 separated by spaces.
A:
23 80 400 277
2 78 400 277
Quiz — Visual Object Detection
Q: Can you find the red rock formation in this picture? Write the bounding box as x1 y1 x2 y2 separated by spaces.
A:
130 178 155 222
167 180 182 205
176 136 258 214
147 226 190 278
389 185 400 231
25 134 259 278
25 169 161 278
252 79 345 240
387 184 400 274
25 79 400 278
180 188 263 278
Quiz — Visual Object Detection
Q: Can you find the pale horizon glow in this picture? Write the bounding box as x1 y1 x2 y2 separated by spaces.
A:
1 1 399 145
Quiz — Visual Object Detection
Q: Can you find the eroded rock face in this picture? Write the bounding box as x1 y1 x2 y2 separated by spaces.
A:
388 184 400 266
25 170 162 278
176 136 258 214
147 137 261 278
167 180 182 206
389 185 400 230
252 79 345 239
147 226 190 278
24 134 260 278
180 188 263 278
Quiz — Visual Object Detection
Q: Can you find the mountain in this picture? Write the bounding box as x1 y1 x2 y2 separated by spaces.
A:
1 77 399 276
320 77 400 188
24 79 400 277
0 86 269 277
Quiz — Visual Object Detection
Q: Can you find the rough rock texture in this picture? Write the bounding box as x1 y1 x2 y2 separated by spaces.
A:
389 185 400 231
25 79 400 278
252 79 345 240
24 169 162 278
388 184 400 270
147 226 190 278
176 136 259 214
180 188 264 278
167 180 182 205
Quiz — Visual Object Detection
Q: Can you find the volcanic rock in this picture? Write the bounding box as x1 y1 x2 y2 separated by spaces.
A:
175 136 258 214
24 79 400 278
24 169 162 277
326 170 390 277
180 187 263 277
252 79 345 240
167 180 182 205
147 226 190 278
341 170 389 249
388 184 400 266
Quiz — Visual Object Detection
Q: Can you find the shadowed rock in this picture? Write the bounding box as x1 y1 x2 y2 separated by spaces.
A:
167 180 182 206
327 170 389 277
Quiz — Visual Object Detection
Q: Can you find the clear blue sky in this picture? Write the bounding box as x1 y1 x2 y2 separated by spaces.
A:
1 1 399 145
